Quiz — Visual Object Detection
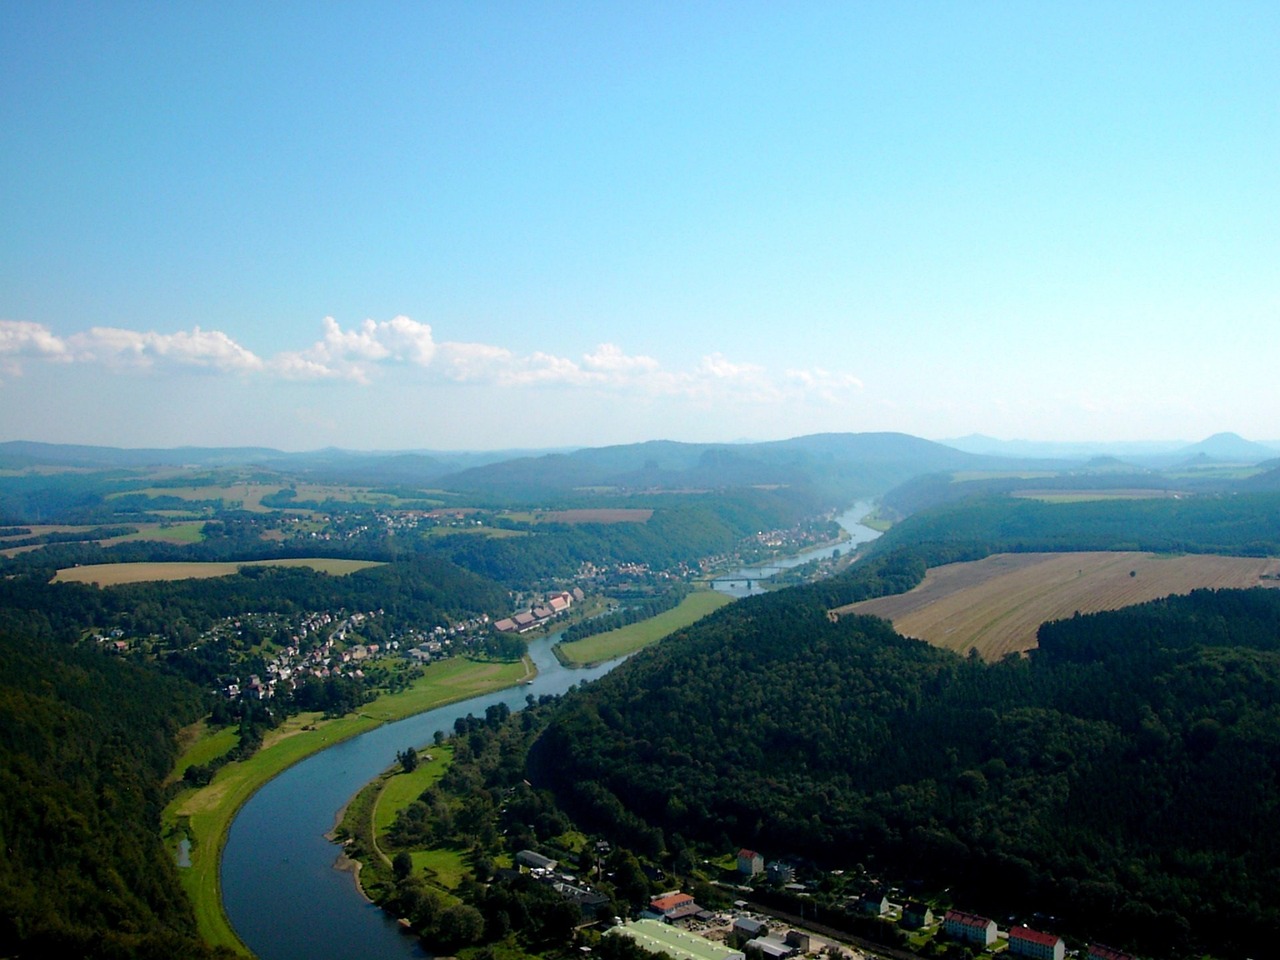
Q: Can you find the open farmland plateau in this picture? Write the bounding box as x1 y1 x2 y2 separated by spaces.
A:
53 557 384 585
839 551 1280 659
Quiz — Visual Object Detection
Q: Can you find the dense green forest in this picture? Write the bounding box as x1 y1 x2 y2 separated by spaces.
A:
871 491 1280 558
534 586 1280 958
0 607 231 959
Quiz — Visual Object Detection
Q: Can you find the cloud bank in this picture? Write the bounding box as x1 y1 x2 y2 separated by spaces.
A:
0 316 862 406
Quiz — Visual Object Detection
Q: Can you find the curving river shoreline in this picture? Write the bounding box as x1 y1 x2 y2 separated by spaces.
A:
221 504 880 960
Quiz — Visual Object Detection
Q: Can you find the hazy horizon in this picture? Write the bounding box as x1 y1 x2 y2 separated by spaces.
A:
3 3 1276 451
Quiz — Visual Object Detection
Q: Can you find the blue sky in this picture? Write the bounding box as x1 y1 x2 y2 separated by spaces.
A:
2 1 1276 451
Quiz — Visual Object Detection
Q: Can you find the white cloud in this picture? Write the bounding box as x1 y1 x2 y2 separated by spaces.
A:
582 343 660 376
784 367 864 402
276 315 439 382
0 320 70 376
0 316 863 414
64 325 263 373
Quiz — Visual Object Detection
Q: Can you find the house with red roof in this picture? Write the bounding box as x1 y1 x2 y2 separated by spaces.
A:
646 891 702 923
737 849 764 876
943 909 997 947
1009 926 1065 960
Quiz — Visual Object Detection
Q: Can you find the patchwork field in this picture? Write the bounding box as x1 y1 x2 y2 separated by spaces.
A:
513 508 654 524
837 551 1280 660
53 557 383 585
1011 488 1183 503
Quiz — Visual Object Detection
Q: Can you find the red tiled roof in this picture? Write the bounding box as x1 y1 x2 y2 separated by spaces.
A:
651 893 694 912
738 848 760 859
1011 927 1061 947
1089 946 1135 960
944 909 994 929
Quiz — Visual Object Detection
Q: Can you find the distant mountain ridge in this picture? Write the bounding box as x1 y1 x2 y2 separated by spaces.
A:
432 431 1018 501
941 432 1280 464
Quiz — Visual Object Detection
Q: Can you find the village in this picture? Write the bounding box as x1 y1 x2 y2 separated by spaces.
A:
513 845 1140 960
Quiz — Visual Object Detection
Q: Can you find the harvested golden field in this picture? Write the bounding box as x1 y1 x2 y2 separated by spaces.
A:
53 557 383 586
837 552 1280 660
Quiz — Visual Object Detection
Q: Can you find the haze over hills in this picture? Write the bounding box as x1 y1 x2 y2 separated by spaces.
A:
941 431 1280 464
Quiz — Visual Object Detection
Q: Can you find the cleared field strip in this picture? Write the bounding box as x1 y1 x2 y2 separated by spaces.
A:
837 552 1280 660
555 589 733 666
54 557 383 585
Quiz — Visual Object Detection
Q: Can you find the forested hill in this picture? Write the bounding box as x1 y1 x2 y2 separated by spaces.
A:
870 491 1280 558
433 432 1000 501
534 586 1280 958
0 606 227 958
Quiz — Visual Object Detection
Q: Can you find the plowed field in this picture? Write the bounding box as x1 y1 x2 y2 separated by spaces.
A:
836 552 1280 659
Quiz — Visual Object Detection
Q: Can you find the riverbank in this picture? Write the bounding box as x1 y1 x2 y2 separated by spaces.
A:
553 588 733 666
163 655 532 955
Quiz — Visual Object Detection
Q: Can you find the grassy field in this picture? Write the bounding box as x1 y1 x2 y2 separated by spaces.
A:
555 589 733 666
162 655 530 953
1011 488 1183 503
838 551 1280 660
53 557 384 585
537 508 653 524
110 521 207 544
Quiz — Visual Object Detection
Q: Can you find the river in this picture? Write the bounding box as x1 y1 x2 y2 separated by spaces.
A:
709 500 880 597
221 502 881 960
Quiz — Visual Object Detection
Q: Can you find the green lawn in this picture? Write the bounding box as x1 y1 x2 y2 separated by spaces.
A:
163 655 530 954
555 589 733 666
167 723 238 784
373 746 454 835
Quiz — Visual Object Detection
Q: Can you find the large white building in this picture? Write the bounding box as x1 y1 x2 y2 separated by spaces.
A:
1009 926 1065 960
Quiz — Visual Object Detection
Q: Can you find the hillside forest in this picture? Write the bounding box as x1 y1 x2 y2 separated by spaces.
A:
2 433 1280 959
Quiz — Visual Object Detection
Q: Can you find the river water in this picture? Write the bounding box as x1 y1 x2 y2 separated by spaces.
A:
221 502 880 960
710 500 880 597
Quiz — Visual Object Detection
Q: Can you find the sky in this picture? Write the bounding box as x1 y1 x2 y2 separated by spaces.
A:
2 1 1277 452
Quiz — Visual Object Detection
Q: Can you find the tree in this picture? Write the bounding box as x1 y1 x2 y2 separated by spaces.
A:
393 851 413 881
397 746 419 773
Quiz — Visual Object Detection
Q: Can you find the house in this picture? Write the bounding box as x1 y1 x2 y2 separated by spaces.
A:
737 849 764 876
857 893 889 916
901 902 934 929
1088 947 1137 960
943 909 998 947
1009 927 1065 960
783 931 810 952
766 861 795 883
516 850 557 872
494 617 518 633
731 917 768 946
553 880 610 919
647 891 702 923
744 936 796 960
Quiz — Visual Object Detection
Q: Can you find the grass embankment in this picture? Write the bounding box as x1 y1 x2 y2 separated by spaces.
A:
336 745 462 902
554 589 733 667
163 655 532 954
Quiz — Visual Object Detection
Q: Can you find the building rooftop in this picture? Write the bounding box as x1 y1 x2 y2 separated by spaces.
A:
610 920 744 960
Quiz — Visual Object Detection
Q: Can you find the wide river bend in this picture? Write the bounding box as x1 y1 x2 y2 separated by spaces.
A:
221 502 880 960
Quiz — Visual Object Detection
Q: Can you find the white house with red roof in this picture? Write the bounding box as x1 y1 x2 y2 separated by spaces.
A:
943 909 998 947
1009 926 1065 960
736 849 764 876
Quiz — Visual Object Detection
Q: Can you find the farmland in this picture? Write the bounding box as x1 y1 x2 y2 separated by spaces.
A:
1011 488 1183 503
838 551 1280 660
53 557 383 585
